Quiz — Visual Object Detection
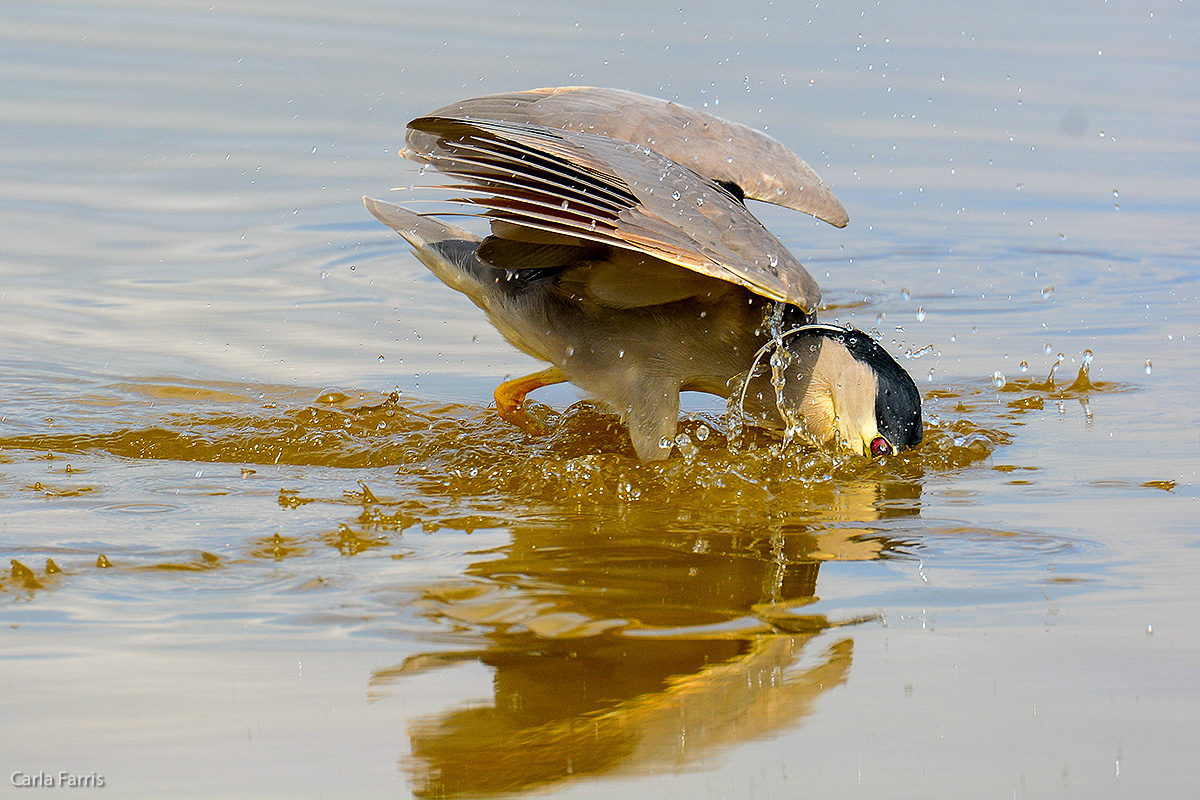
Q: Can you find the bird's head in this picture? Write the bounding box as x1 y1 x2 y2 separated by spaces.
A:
799 326 923 457
751 325 922 458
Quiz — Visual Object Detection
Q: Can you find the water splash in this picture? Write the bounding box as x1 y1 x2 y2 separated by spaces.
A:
1045 353 1065 386
733 303 817 451
724 385 749 454
674 432 699 463
3 360 1115 523
768 333 803 447
1069 350 1095 391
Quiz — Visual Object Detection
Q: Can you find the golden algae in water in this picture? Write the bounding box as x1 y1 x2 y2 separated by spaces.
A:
0 361 1122 509
0 357 1123 583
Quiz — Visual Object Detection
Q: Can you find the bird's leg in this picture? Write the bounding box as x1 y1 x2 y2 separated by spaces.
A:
624 379 681 461
494 366 566 435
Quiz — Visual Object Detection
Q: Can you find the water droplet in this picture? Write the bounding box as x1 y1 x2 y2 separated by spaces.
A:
1112 189 1119 198
671 189 681 201
617 349 625 358
674 432 698 461
767 253 779 268
377 354 385 362
1144 359 1153 375
916 306 926 322
901 287 911 301
695 424 710 441
560 200 570 209
658 436 673 451
1041 285 1054 299
1019 361 1029 373
993 371 1006 389
1044 342 1052 354
564 345 575 357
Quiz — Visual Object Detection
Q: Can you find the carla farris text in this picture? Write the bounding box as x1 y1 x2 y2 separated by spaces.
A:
11 772 105 789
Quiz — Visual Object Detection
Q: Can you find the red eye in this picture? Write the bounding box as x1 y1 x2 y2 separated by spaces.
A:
870 437 893 457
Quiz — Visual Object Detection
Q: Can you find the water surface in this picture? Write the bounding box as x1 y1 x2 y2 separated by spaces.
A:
2 2 1198 798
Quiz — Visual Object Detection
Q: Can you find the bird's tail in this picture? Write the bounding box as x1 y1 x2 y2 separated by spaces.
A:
363 197 490 297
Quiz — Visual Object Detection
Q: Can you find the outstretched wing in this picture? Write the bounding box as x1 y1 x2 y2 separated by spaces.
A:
406 115 822 311
406 86 848 228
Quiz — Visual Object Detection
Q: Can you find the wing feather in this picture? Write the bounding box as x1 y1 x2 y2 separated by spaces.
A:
406 86 849 228
406 115 821 310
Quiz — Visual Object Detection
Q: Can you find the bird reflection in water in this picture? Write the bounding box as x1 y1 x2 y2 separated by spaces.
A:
370 478 920 798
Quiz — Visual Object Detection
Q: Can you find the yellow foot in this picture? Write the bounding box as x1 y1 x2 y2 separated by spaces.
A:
494 367 566 435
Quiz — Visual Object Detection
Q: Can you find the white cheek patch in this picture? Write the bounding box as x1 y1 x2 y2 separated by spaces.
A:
810 340 880 454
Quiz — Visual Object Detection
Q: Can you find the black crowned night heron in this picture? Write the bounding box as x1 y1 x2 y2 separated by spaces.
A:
365 87 922 460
